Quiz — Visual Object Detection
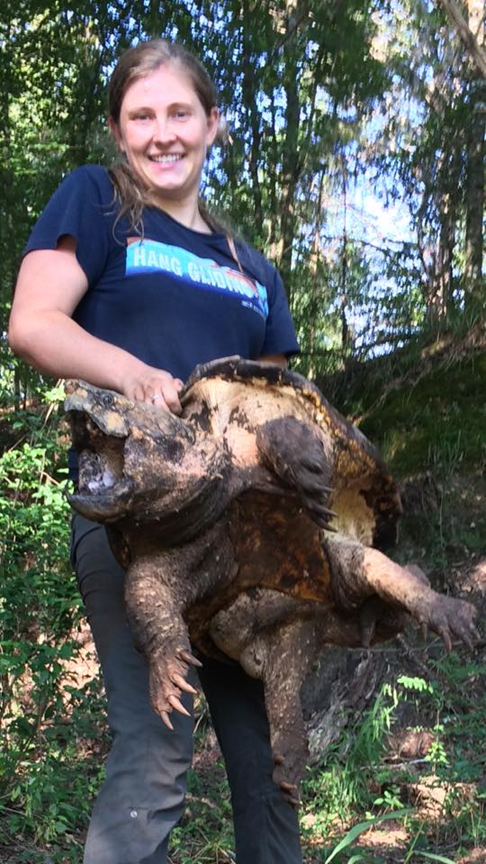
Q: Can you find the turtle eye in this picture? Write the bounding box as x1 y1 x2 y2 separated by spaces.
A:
101 393 114 409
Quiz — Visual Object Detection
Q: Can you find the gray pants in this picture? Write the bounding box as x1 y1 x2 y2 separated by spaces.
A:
71 514 302 864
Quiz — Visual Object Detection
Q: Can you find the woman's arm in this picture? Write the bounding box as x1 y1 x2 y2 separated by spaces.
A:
8 237 183 412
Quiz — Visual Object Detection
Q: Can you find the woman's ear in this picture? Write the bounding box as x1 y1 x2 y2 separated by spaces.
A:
206 107 220 148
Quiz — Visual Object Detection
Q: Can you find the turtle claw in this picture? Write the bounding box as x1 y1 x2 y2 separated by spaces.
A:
149 638 197 727
172 673 198 695
168 694 191 716
416 595 479 652
180 649 203 667
161 711 174 731
280 781 300 808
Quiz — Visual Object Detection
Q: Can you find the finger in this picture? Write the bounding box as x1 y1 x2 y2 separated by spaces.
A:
150 392 170 411
131 384 147 402
161 385 182 415
174 378 184 392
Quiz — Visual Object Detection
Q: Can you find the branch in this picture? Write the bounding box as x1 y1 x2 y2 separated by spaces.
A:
437 0 486 78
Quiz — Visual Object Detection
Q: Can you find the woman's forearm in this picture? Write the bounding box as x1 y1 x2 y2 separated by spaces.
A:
9 309 145 391
8 309 183 411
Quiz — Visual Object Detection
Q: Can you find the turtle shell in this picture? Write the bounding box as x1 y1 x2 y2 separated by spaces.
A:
181 356 402 551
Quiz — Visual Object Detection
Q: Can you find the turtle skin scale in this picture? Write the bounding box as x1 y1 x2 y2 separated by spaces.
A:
65 357 479 803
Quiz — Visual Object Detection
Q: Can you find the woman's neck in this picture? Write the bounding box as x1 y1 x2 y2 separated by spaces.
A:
148 193 212 234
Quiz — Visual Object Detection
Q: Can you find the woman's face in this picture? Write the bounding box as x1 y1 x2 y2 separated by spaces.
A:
110 62 219 206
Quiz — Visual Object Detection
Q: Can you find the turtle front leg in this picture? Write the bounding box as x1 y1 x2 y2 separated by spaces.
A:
325 535 479 651
256 417 335 528
124 525 234 729
125 555 201 728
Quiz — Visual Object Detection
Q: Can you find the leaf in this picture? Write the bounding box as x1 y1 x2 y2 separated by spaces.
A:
324 809 413 863
415 853 456 864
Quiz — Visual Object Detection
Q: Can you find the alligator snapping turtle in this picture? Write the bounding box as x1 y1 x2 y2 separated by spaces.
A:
65 357 478 800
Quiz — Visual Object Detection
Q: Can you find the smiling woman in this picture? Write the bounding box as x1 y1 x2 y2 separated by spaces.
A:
109 65 219 216
8 38 301 864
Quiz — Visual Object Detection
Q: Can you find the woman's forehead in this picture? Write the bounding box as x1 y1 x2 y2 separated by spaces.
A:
122 62 199 108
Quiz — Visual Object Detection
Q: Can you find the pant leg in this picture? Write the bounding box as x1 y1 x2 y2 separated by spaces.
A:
199 659 303 864
71 514 194 864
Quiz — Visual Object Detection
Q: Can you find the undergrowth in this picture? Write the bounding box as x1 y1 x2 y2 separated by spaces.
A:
300 652 486 862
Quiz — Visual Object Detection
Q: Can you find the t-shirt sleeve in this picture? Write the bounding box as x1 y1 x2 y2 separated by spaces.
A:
24 166 111 285
260 267 300 358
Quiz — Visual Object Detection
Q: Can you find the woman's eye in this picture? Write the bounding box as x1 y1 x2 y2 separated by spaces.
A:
174 110 189 119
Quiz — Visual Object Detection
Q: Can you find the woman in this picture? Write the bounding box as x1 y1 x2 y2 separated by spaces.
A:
9 40 302 864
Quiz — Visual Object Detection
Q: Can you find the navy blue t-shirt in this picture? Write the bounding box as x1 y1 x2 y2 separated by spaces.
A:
25 165 299 383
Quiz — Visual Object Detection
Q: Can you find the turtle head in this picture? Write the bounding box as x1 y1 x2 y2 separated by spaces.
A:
65 381 198 523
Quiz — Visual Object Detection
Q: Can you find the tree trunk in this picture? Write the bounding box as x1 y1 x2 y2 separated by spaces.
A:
241 0 264 234
464 0 485 316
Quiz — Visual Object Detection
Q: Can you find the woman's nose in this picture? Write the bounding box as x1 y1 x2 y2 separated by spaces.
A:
152 116 177 144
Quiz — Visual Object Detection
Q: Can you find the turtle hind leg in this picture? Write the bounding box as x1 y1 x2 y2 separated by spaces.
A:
210 591 315 805
256 619 318 805
256 417 335 528
324 535 480 652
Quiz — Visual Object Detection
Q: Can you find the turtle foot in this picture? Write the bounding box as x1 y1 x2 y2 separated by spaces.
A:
149 638 201 729
414 594 479 652
271 735 308 807
359 595 406 647
256 417 333 528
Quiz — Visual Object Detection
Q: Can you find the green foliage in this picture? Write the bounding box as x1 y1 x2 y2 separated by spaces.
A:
323 808 413 863
351 352 486 476
0 387 106 857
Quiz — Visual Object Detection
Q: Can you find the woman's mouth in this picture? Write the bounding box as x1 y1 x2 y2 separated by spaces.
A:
149 154 184 164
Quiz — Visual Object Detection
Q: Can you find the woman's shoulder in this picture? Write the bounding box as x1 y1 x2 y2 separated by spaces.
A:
60 164 114 199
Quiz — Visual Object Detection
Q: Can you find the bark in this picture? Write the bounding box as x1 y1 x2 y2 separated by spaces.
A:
464 0 485 314
277 3 312 300
279 48 301 300
307 170 326 379
438 0 486 78
241 0 264 230
464 78 485 313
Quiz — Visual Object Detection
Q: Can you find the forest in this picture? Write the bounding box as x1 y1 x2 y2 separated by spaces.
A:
0 0 485 862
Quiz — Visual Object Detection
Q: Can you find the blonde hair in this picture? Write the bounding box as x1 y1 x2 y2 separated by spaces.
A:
108 39 238 262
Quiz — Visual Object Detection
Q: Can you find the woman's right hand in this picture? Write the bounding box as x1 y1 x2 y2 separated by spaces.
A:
122 365 184 414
